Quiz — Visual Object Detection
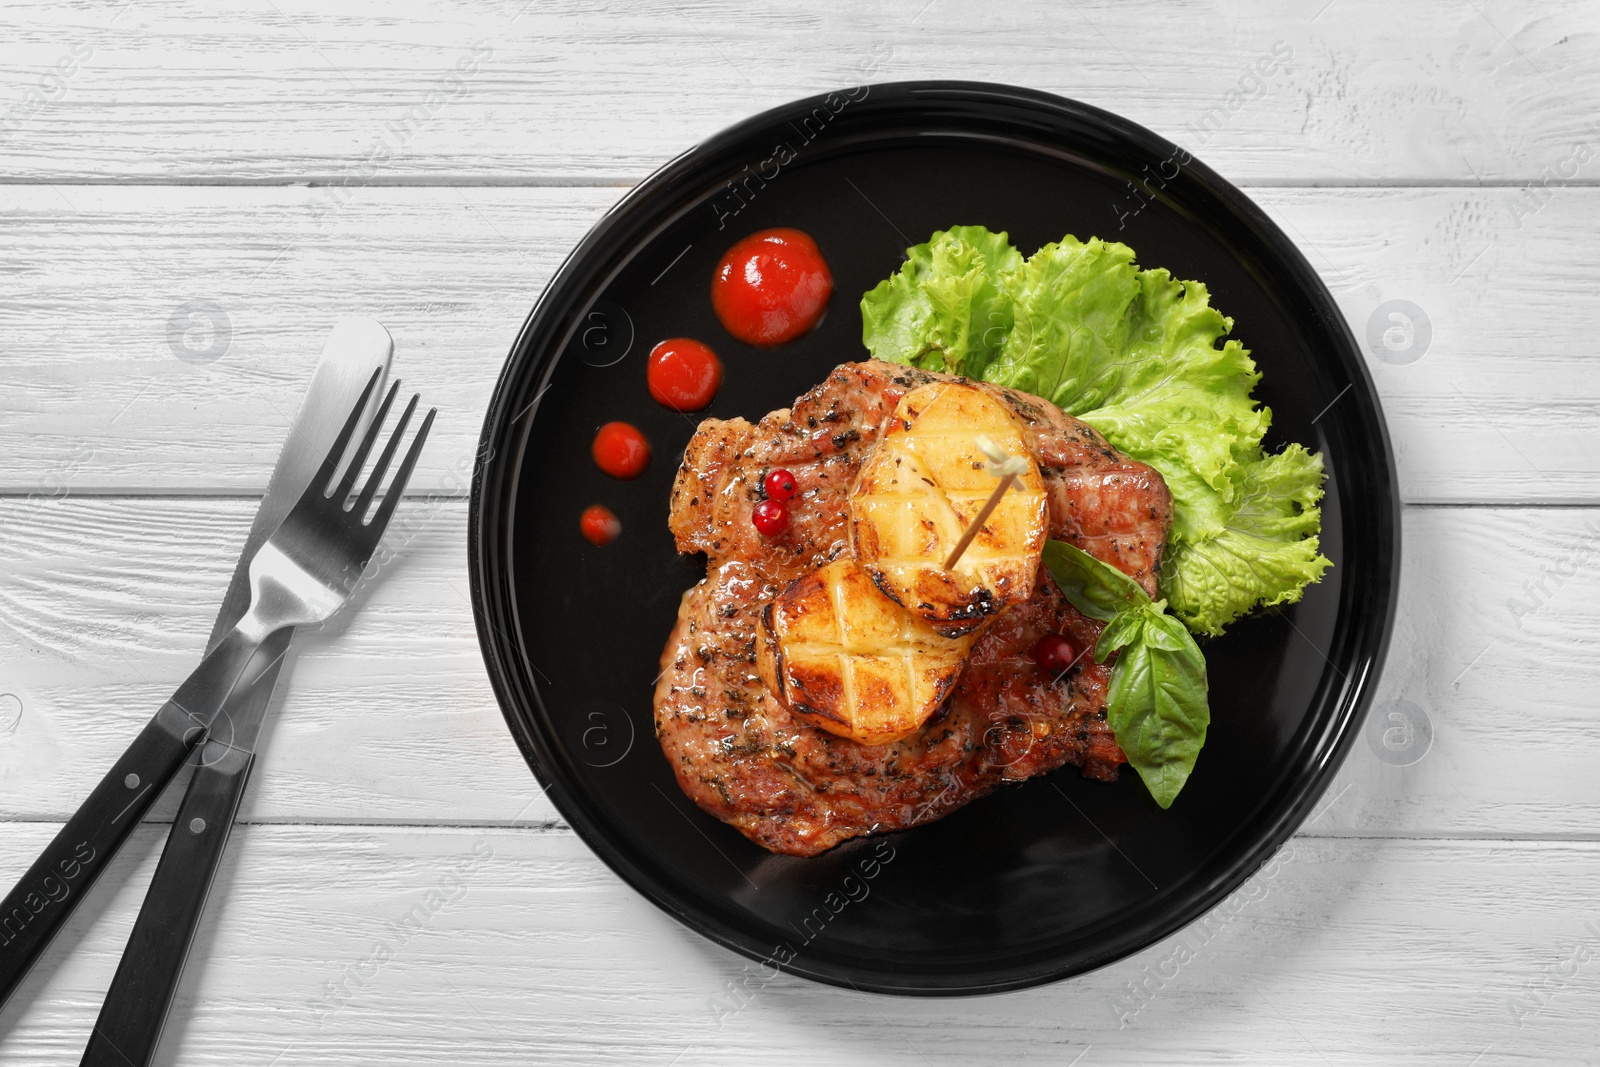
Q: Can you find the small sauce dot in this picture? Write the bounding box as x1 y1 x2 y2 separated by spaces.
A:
581 504 622 546
647 338 723 411
591 421 650 479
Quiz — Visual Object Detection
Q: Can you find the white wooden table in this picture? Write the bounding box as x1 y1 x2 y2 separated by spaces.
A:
2 2 1597 1063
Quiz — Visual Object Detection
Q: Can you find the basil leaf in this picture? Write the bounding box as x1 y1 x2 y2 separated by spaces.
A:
1104 608 1210 809
1041 540 1149 622
1141 609 1204 654
1042 538 1210 808
1093 608 1146 662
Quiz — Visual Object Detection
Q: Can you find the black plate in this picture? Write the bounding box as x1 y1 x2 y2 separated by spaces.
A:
469 82 1399 995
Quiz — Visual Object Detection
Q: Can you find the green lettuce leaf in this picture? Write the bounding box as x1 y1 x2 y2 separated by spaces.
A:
1043 541 1210 808
1163 444 1333 636
989 238 1270 544
986 236 1141 412
860 225 1022 378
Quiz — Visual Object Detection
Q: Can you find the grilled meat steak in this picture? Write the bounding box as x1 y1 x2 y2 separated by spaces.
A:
655 360 1172 856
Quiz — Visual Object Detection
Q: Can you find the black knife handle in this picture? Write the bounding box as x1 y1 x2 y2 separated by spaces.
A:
0 703 203 1009
81 745 253 1067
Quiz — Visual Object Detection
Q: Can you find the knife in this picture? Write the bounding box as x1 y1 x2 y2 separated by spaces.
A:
72 319 395 1067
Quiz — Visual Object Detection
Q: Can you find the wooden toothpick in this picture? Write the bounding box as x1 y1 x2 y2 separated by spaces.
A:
943 436 1027 570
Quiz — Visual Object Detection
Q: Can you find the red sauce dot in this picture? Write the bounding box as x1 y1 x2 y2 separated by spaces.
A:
711 228 833 347
648 338 723 411
580 504 621 546
591 421 650 480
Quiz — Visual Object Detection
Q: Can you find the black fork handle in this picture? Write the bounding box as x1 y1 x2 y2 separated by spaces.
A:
0 703 202 1008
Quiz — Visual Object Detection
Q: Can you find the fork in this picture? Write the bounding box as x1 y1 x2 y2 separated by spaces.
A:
193 370 431 681
0 369 433 1004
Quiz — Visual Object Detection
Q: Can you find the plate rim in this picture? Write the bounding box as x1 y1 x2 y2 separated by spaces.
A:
468 79 1402 996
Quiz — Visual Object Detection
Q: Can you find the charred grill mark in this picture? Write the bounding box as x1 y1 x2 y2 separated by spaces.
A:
867 567 906 607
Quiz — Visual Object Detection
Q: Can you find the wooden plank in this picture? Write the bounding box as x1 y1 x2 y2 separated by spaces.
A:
1 496 1594 837
0 185 615 497
0 825 1594 1065
1278 186 1600 505
1 184 1598 501
0 495 550 828
0 0 1596 184
1316 504 1600 838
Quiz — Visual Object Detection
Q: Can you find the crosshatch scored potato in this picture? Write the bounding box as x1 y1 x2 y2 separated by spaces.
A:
757 559 977 746
849 381 1048 635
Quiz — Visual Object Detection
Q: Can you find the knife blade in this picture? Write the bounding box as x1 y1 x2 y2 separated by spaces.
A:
78 320 393 1067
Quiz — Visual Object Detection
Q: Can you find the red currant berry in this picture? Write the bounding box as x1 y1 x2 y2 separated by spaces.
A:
752 499 790 537
763 467 798 501
1032 634 1079 679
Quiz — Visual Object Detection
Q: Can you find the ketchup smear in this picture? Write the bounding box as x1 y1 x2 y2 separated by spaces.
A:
591 421 650 479
711 228 833 346
648 338 723 411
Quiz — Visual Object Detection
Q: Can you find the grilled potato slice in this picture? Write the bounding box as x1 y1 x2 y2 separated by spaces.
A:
849 381 1048 635
757 559 976 746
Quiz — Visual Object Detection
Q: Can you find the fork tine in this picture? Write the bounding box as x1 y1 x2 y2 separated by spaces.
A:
335 379 401 501
365 406 437 532
311 367 382 498
353 391 418 520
